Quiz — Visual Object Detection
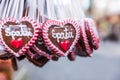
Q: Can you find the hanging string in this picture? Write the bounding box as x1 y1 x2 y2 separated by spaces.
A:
6 0 16 18
18 0 24 18
0 0 10 19
14 0 20 18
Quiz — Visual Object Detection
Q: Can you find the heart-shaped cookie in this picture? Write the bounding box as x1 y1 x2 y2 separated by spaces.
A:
0 17 39 57
31 35 53 59
26 47 49 67
42 19 80 56
77 20 93 56
30 23 53 59
84 18 99 49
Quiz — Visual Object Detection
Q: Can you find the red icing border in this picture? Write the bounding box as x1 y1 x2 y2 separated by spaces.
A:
42 19 80 57
32 45 53 59
31 23 53 59
0 17 39 57
85 18 100 49
79 20 93 56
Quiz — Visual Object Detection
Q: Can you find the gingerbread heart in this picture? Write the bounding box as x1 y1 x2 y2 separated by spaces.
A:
31 35 53 59
0 17 39 57
84 18 99 49
77 20 93 56
30 23 53 59
42 19 80 56
26 57 49 67
26 48 49 67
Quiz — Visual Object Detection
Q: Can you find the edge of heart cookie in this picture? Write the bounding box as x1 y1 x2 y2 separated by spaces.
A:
84 18 100 49
42 19 80 57
0 17 39 57
31 23 53 59
27 49 38 59
77 20 93 56
32 45 53 59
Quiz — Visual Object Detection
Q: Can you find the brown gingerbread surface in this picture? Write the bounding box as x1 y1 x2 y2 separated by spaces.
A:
48 23 76 52
1 21 34 53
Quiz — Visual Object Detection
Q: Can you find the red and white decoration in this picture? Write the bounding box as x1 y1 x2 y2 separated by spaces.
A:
0 17 39 57
0 17 100 63
42 19 80 57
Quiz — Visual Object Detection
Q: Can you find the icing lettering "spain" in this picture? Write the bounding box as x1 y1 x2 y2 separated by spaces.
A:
3 25 33 39
52 27 74 42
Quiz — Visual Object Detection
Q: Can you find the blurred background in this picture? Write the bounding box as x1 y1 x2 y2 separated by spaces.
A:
87 0 120 42
0 0 120 80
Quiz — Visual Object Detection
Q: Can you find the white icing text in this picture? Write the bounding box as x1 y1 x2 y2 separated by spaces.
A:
4 25 33 39
52 27 74 42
